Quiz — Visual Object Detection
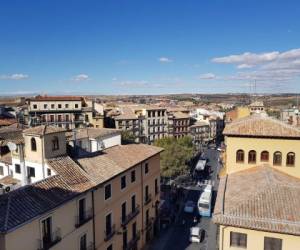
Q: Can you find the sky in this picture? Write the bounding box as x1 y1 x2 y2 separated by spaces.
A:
1 0 300 95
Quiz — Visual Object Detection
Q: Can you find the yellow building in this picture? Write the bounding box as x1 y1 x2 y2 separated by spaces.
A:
214 113 300 250
0 125 162 250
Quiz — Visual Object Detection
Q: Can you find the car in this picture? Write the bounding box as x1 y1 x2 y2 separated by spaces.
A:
184 200 195 213
189 227 205 243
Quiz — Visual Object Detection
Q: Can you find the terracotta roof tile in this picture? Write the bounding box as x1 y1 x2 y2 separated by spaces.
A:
68 128 121 141
223 113 300 138
23 125 66 136
213 166 300 235
32 96 83 101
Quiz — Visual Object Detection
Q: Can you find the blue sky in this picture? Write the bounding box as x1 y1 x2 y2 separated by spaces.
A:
1 0 300 95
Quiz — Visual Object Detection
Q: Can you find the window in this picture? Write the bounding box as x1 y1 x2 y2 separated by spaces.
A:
31 137 37 151
105 184 111 200
107 245 113 250
132 222 137 238
15 164 21 174
58 104 62 109
50 115 54 122
121 202 126 223
80 234 87 250
0 166 3 175
273 151 282 166
47 169 51 176
248 150 256 164
261 151 269 162
131 195 136 212
286 152 295 166
123 230 127 249
145 185 149 202
146 209 149 225
44 104 47 109
51 104 55 109
41 217 52 248
121 176 126 190
230 232 247 248
65 104 69 108
105 213 112 236
78 198 86 223
264 237 282 250
145 163 149 174
75 104 79 108
236 150 244 163
131 170 136 183
155 178 159 195
27 167 35 177
52 136 59 151
33 104 37 109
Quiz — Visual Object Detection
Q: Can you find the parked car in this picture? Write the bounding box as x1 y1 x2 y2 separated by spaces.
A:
189 227 205 243
184 200 195 213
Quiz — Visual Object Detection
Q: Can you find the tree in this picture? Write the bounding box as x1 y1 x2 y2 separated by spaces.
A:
121 130 136 144
154 136 195 178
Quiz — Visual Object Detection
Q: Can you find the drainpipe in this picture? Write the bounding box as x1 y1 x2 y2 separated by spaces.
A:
92 190 96 250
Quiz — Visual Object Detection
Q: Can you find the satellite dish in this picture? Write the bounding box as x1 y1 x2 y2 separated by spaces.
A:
7 142 17 151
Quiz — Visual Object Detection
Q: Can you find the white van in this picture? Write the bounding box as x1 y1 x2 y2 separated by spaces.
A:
189 227 204 243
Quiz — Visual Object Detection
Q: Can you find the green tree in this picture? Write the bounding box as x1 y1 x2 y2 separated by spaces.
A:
154 136 195 178
121 130 136 144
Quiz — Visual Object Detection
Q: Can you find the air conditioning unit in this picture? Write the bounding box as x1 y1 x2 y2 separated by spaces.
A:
0 184 14 195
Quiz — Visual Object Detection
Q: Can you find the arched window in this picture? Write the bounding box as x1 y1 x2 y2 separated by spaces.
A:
31 137 37 152
248 150 256 164
273 151 282 166
261 151 269 162
236 150 244 163
52 136 59 151
286 152 295 166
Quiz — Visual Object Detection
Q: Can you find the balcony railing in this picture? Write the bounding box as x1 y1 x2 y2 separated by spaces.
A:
121 205 140 227
75 208 93 228
124 231 141 250
144 193 152 205
37 228 61 250
104 224 116 241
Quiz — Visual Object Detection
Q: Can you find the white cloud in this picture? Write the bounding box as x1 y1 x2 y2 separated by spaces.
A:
237 64 254 69
119 80 149 87
197 73 216 80
72 74 90 81
158 57 173 63
0 73 29 80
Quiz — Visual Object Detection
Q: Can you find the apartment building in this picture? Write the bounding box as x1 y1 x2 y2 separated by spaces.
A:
213 113 300 250
28 96 104 129
189 121 210 150
167 111 190 138
113 105 168 144
0 125 162 250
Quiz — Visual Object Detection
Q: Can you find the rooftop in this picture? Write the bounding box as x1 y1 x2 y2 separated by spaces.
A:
77 144 163 184
67 128 121 141
213 166 300 236
223 113 300 138
31 95 83 101
23 125 66 136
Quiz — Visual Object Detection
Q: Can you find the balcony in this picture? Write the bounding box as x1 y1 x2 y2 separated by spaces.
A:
144 193 152 206
37 228 61 250
121 205 140 227
124 231 141 250
104 224 116 241
75 208 93 228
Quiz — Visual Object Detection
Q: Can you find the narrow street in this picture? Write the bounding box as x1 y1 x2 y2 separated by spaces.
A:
150 148 221 250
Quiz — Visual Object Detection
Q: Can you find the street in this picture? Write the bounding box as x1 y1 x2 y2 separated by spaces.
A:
149 148 220 250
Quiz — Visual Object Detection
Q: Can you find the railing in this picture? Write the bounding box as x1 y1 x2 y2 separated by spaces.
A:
104 224 116 241
144 193 152 205
121 205 140 227
37 228 61 250
75 208 93 228
124 231 141 250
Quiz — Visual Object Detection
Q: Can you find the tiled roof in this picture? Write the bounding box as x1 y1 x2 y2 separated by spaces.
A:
223 113 300 138
0 153 12 165
114 107 138 120
0 175 20 186
23 125 66 136
249 101 264 107
68 128 121 141
32 95 83 101
190 121 210 128
172 112 190 119
213 166 300 235
0 119 17 126
46 156 94 192
0 125 24 145
0 175 80 233
78 144 163 184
